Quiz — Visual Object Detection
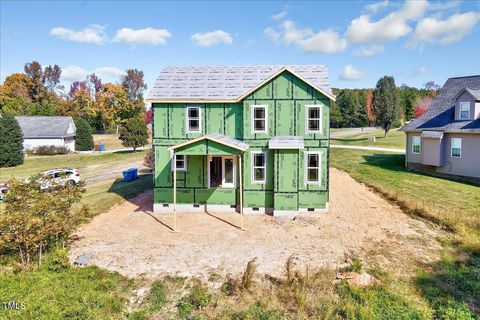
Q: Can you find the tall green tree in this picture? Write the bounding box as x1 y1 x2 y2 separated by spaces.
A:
0 114 24 167
356 90 369 127
373 76 401 138
337 89 360 127
75 118 94 151
119 116 148 152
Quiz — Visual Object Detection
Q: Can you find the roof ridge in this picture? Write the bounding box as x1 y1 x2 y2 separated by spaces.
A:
447 75 480 80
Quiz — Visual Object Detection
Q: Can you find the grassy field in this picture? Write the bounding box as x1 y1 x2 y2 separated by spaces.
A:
330 148 480 318
331 128 406 149
0 151 147 183
93 134 125 150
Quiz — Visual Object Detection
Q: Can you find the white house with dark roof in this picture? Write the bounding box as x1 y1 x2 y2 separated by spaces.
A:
15 116 77 152
401 75 480 179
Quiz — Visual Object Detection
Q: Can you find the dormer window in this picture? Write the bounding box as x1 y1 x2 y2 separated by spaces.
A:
459 102 470 120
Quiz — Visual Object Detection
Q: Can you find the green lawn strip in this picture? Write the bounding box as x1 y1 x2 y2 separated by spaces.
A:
330 128 406 149
82 174 153 217
0 150 146 183
93 134 125 151
330 148 480 317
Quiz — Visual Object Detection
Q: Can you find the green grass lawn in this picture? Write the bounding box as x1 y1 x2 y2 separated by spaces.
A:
331 128 406 149
0 151 147 183
93 134 125 151
330 148 480 317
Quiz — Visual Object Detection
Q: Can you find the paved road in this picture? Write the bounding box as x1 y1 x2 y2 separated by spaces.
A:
330 144 405 153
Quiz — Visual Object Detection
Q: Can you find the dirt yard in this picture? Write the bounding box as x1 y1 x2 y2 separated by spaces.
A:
69 168 444 280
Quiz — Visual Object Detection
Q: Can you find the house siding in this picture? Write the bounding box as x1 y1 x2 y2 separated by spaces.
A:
152 70 330 213
406 132 480 178
455 91 476 121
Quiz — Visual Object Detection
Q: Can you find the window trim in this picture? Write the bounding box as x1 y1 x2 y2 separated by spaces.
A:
412 136 421 155
459 102 470 120
304 151 322 185
186 105 202 133
170 153 187 171
251 105 268 134
305 105 322 134
251 151 267 184
451 138 462 158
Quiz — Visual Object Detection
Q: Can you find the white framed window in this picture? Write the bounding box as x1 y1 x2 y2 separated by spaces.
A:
305 105 322 134
170 154 187 171
451 138 462 158
304 151 321 185
251 151 267 184
252 105 268 134
459 102 470 120
412 136 421 154
186 106 201 133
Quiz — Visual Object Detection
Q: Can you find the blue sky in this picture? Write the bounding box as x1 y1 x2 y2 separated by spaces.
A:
1 0 479 91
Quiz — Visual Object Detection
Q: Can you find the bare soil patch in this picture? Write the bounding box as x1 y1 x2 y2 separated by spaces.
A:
69 168 444 280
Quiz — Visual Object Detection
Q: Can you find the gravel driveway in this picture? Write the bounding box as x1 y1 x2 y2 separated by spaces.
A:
69 168 443 280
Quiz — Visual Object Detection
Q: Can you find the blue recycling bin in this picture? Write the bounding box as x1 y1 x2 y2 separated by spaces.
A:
122 167 138 182
99 144 105 152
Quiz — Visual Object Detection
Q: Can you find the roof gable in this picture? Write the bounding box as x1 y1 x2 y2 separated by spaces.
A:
15 116 76 138
147 65 335 103
401 75 480 133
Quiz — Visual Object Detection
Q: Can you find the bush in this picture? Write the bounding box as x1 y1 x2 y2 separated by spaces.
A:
119 116 148 152
0 113 24 167
33 145 69 155
75 118 94 151
147 281 167 312
143 148 154 170
42 247 69 272
177 282 212 318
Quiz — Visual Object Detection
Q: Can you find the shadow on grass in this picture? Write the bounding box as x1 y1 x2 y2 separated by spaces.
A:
361 153 480 187
330 137 369 143
106 173 153 205
112 149 136 154
416 247 480 317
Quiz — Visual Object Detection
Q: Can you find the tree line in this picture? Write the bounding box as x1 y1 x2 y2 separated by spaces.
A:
0 61 148 132
330 78 438 133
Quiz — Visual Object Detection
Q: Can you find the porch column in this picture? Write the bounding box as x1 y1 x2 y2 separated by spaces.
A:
239 153 245 231
173 151 177 232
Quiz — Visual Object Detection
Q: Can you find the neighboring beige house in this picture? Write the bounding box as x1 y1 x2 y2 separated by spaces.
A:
401 75 480 179
15 116 77 152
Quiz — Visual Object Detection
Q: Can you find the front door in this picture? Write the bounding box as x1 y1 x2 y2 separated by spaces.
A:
208 156 236 188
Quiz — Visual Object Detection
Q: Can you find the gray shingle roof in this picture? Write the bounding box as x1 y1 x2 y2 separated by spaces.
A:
464 88 480 100
206 133 249 151
420 131 444 139
147 65 334 102
401 75 480 134
15 116 76 138
268 136 304 149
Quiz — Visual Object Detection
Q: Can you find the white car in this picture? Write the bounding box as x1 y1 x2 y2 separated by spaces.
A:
38 168 81 190
0 183 8 201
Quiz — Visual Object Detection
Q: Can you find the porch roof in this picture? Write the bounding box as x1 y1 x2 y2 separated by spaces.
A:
168 133 249 155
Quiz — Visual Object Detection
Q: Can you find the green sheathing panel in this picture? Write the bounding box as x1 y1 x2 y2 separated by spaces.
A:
243 99 274 140
196 188 236 205
186 155 204 188
175 140 240 156
298 148 328 191
153 103 168 138
154 188 193 204
274 150 298 192
275 100 295 136
274 193 298 211
273 73 293 99
242 148 274 191
154 146 172 187
244 191 274 208
206 104 224 134
298 191 328 208
225 103 243 139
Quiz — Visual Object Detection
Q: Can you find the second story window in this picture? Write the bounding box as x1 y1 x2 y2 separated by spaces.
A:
459 102 470 120
306 105 322 134
252 105 267 134
186 106 201 133
412 136 421 154
451 138 462 158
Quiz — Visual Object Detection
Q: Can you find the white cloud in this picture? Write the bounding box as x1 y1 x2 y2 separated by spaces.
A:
94 67 125 78
265 19 347 54
353 45 385 56
408 12 480 48
191 30 233 47
114 27 171 45
50 25 106 44
339 65 367 81
298 30 348 54
365 0 389 14
272 10 288 21
428 0 461 11
408 66 427 76
62 66 89 82
61 65 125 82
346 0 428 44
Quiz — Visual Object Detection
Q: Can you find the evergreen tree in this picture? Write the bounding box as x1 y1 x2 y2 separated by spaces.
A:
119 116 148 152
337 89 360 127
0 114 24 167
373 76 401 138
356 90 369 127
329 100 343 128
74 118 94 151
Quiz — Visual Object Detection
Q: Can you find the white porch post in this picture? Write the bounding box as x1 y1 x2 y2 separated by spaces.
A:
239 153 245 231
173 151 177 232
